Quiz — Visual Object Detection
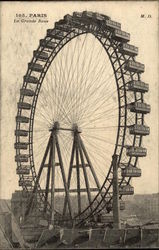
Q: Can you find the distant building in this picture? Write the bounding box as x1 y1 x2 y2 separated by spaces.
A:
144 193 159 219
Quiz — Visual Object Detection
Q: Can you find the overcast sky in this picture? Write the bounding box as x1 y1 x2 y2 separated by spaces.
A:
0 1 158 199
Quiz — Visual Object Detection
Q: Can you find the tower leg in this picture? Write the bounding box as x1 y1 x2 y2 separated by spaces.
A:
44 145 52 213
50 133 56 227
79 135 108 216
55 134 73 222
25 136 51 218
80 137 101 190
76 140 81 215
112 154 121 229
63 137 76 217
78 136 92 211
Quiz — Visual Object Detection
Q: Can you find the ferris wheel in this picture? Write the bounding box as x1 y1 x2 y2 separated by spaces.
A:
15 11 150 227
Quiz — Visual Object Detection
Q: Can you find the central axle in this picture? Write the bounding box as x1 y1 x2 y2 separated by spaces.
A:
49 121 82 133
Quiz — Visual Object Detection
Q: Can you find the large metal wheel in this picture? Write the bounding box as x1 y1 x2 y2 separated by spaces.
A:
15 11 150 226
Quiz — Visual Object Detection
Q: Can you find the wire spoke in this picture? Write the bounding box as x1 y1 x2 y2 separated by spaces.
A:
29 29 127 217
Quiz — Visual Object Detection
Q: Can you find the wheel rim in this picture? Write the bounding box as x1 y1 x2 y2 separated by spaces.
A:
15 12 148 225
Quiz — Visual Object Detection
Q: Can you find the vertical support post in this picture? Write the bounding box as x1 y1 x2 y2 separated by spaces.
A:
112 154 121 229
123 229 127 244
50 132 56 227
157 228 159 248
75 136 81 215
140 227 143 247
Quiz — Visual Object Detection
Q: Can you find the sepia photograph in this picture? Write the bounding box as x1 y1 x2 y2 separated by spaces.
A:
0 0 158 249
